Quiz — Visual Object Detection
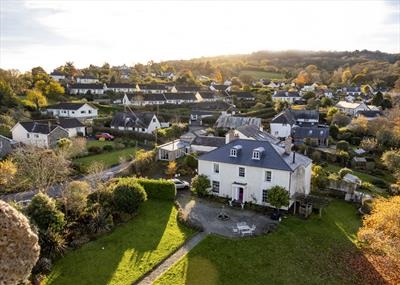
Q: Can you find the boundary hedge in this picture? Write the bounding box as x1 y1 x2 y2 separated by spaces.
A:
135 178 176 201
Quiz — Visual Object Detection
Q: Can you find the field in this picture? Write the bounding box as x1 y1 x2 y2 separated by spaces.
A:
44 200 195 285
239 70 285 80
154 201 385 285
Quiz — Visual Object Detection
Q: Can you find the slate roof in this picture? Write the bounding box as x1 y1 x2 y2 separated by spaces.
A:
164 93 197 101
214 115 262 129
236 125 280 144
128 93 166 102
111 112 156 129
211 84 229 91
175 86 201 92
69 83 104 89
273 91 300 98
291 125 329 140
198 91 216 99
357 110 383 118
57 118 84 128
19 122 62 134
191 136 225 148
107 83 136 89
50 71 65 76
199 139 312 171
139 84 169 91
271 109 319 124
47 102 97 110
229 91 255 100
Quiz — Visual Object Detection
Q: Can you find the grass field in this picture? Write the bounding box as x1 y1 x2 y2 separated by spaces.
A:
154 201 378 285
44 200 195 285
86 140 115 148
73 147 136 171
239 70 285 80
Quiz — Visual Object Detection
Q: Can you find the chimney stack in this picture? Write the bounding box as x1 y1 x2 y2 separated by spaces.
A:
284 136 292 155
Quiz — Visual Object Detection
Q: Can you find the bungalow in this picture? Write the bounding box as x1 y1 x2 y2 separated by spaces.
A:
110 112 161 134
27 118 86 137
106 83 137 93
291 125 329 147
121 93 167 106
157 139 190 161
137 84 170 94
270 109 319 139
76 75 98 84
210 84 231 93
11 121 69 148
335 101 369 116
49 71 66 82
164 93 198 104
47 102 98 120
174 86 202 93
68 83 105 95
198 139 312 209
356 110 383 120
228 91 255 101
0 135 17 158
272 91 301 103
198 91 218 102
214 115 262 130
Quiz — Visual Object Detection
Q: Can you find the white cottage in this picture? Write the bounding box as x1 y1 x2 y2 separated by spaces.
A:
335 101 370 116
198 139 312 209
47 103 98 120
110 112 161 134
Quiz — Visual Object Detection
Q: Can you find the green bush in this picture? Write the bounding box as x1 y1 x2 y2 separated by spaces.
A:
336 140 350 151
135 178 176 201
102 145 114 152
88 146 103 154
371 178 387 189
351 136 362 146
111 178 147 214
191 175 210 197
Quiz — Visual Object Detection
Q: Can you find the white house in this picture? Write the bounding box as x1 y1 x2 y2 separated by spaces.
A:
57 118 86 137
164 93 198 104
49 71 66 82
335 101 369 116
76 75 99 84
69 83 105 95
106 83 138 93
110 112 161 134
121 93 167 106
47 103 98 120
198 139 312 209
272 91 301 103
11 122 69 148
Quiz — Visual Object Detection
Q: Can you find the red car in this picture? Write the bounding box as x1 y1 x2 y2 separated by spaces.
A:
95 133 115 141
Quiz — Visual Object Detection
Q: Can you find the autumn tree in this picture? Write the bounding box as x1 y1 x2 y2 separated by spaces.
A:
341 67 353 84
62 180 91 217
0 159 17 186
165 161 177 178
381 149 400 178
26 89 47 110
358 196 400 264
11 147 70 192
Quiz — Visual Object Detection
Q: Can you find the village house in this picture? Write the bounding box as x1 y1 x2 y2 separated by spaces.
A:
110 111 161 134
49 71 66 82
198 91 218 102
335 101 370 116
174 85 202 93
164 92 198 104
210 84 231 93
76 75 99 84
11 121 69 148
198 139 312 209
47 103 98 120
272 91 301 103
214 114 262 130
228 91 255 101
137 84 170 93
106 83 137 93
68 83 105 95
121 93 166 106
225 125 280 145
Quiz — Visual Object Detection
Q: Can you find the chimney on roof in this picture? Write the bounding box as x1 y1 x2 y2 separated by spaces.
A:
225 129 238 144
284 136 292 155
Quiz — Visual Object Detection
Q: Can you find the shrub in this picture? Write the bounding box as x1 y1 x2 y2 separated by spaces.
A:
389 183 400 195
359 182 374 192
184 154 198 170
311 150 321 163
135 178 176 201
88 146 103 154
339 167 352 178
102 145 114 152
371 178 387 188
111 178 147 214
267 185 289 210
351 136 362 146
191 175 211 197
336 140 349 151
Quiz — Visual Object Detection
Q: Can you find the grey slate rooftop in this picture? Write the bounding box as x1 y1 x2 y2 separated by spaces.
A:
215 115 262 129
199 139 312 171
236 125 280 144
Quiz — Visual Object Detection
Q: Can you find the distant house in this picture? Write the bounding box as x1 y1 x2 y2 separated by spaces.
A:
214 115 262 130
198 91 217 102
110 112 161 134
106 83 137 93
343 87 362 96
164 93 198 104
189 110 216 126
291 125 329 147
11 121 69 148
356 110 383 120
47 103 98 120
137 84 170 94
157 139 190 161
225 125 280 145
27 118 86 137
198 139 312 208
272 91 301 103
335 101 369 116
76 75 99 84
49 71 66 82
174 86 202 93
190 136 225 153
228 91 255 101
0 135 17 158
68 83 105 95
210 84 231 93
121 93 167 106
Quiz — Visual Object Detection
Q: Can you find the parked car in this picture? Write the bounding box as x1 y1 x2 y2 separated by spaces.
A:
95 133 115 141
170 178 190 189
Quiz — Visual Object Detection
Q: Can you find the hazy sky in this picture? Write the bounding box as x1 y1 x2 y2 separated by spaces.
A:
1 0 399 72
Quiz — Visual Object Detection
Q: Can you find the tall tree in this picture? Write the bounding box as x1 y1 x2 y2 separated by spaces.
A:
26 89 47 110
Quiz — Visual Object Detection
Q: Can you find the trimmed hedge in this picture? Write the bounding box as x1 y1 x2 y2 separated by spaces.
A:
135 178 176 201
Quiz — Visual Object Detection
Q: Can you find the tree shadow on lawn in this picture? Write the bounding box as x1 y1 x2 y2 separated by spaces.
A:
177 201 387 285
46 200 192 285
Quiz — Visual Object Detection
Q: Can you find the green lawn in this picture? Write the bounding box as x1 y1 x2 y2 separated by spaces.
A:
239 70 285 80
86 140 115 148
44 200 195 285
73 147 136 171
325 163 395 184
155 201 372 285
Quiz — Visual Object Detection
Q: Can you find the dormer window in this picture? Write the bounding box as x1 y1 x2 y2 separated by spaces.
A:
252 147 265 160
230 145 242 157
230 149 237 157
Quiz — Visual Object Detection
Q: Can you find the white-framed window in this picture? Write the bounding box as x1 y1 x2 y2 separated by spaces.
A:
88 110 92 114
265 171 272 182
230 149 237 157
81 110 86 114
213 163 219 173
262 189 268 203
252 151 260 160
274 131 279 136
239 167 245 177
212 181 220 193
27 133 30 138
34 134 39 138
